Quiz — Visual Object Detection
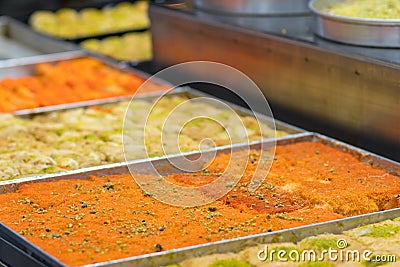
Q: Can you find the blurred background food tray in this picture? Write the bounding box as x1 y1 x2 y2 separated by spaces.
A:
80 31 152 65
2 209 399 267
310 0 400 47
0 0 138 22
0 16 80 63
27 0 150 43
0 133 398 266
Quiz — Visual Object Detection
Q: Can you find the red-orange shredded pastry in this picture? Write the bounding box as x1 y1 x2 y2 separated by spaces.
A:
0 142 398 266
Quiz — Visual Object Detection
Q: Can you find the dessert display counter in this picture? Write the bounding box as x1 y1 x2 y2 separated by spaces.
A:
0 1 399 266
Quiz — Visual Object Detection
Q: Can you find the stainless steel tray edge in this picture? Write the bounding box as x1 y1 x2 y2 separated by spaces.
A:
0 132 312 192
87 208 400 267
0 16 81 64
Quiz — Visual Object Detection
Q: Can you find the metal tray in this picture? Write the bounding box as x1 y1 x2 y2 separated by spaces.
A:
0 16 80 63
49 28 149 44
0 53 170 115
1 86 306 184
191 0 310 16
0 133 399 266
309 0 400 47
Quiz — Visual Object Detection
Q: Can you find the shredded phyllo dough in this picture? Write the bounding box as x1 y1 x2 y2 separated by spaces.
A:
0 96 284 180
325 0 400 19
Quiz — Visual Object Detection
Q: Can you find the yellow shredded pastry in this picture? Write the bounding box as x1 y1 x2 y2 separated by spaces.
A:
325 0 400 19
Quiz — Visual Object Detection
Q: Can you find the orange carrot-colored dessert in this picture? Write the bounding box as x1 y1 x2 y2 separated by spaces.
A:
0 142 398 266
0 58 166 112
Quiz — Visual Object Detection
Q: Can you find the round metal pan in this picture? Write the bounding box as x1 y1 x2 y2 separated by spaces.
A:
195 10 313 39
309 0 400 48
192 0 310 15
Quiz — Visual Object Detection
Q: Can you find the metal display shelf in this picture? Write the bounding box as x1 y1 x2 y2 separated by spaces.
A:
149 2 400 161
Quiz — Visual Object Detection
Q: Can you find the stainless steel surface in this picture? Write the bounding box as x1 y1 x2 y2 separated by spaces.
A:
195 11 313 38
160 2 400 65
0 53 169 115
0 133 399 267
192 0 310 15
310 0 400 47
314 36 400 63
0 16 80 63
150 4 400 160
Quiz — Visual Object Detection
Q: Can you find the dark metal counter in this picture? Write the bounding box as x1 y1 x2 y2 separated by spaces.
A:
169 1 400 65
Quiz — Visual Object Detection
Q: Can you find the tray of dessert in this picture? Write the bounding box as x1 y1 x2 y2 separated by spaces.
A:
28 1 150 43
0 54 169 114
0 133 398 266
0 16 79 63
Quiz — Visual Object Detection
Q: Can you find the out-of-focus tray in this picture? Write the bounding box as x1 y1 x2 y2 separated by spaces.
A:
0 16 80 63
192 0 310 15
28 0 150 44
309 0 400 47
0 53 169 115
80 31 152 67
0 133 399 266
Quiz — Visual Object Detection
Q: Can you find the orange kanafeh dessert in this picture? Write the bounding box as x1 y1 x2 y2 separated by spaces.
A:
0 142 398 266
0 58 166 112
